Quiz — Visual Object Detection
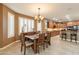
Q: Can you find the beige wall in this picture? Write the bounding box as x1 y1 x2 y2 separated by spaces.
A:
42 19 46 32
0 4 3 48
34 20 37 32
0 4 33 48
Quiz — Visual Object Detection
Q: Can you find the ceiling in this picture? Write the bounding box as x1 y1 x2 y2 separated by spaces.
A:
3 3 79 22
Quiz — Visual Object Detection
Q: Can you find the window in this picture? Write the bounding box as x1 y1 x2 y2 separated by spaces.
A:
24 18 28 32
19 17 24 34
37 21 42 31
31 20 34 31
8 12 14 38
27 19 34 32
45 20 47 29
19 17 34 34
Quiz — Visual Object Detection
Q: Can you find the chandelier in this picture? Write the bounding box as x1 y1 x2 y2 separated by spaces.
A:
34 8 44 22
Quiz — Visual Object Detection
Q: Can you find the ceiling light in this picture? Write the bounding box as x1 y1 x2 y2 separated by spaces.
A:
65 15 72 21
34 8 44 22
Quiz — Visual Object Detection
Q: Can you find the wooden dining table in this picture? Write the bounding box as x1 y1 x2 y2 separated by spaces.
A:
25 33 48 54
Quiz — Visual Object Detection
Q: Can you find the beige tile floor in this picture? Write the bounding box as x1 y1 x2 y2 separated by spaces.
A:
0 35 79 55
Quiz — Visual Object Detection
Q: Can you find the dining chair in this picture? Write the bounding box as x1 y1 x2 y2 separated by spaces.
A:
44 32 51 48
36 33 45 53
19 33 34 55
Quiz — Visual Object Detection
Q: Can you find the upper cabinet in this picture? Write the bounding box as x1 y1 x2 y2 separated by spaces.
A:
48 20 67 29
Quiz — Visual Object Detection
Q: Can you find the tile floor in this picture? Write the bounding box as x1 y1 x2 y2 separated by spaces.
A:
0 35 79 55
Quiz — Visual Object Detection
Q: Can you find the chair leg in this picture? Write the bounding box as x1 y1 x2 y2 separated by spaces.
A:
48 41 51 45
43 43 45 50
46 43 48 48
24 46 26 55
75 37 77 44
70 36 72 42
61 36 63 40
71 39 72 42
75 40 77 44
37 46 39 53
21 44 23 52
65 35 66 41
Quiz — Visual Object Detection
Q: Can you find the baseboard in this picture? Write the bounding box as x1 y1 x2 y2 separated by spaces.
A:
0 40 20 51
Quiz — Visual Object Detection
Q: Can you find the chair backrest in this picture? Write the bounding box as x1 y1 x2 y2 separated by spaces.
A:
61 30 66 33
19 33 25 45
71 30 77 35
23 32 37 36
61 30 67 36
37 33 45 43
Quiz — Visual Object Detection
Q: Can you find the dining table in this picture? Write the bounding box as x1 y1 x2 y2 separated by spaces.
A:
25 33 48 53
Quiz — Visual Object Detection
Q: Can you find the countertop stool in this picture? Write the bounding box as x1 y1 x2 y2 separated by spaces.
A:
70 30 77 43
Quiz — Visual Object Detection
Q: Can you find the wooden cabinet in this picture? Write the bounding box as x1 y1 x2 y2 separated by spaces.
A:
67 21 79 26
48 21 67 29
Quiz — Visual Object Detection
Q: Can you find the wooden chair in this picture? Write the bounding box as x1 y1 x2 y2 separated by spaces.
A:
23 32 37 36
19 33 34 55
36 33 45 53
44 32 51 48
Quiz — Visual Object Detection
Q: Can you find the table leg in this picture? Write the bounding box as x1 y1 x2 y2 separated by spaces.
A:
49 39 51 45
34 40 37 53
